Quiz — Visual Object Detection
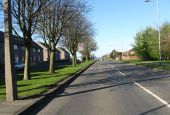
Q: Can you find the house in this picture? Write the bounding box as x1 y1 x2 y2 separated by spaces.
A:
122 49 139 60
37 42 61 62
57 48 70 61
29 42 43 63
0 31 43 65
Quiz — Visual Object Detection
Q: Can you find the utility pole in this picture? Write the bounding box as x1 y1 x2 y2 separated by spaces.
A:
4 0 18 101
156 0 161 61
145 0 161 60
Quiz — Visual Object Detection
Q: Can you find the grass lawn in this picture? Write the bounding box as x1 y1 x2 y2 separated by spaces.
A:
0 61 95 101
123 59 170 71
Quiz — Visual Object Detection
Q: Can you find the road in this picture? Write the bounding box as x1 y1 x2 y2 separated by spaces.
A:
33 61 170 115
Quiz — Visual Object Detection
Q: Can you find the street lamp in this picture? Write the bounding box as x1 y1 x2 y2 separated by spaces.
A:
145 0 161 60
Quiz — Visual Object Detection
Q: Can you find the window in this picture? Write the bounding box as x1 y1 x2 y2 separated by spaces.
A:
22 56 24 61
38 49 41 52
15 55 19 61
33 56 36 62
38 57 41 61
33 48 35 52
14 45 18 50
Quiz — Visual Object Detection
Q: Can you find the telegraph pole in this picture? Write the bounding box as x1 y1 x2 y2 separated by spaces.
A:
4 0 18 101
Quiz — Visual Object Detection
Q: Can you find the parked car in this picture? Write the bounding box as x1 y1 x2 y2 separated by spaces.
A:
15 61 24 70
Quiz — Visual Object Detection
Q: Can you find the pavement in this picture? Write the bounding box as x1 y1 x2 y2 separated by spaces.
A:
0 99 39 115
2 61 170 115
33 61 170 115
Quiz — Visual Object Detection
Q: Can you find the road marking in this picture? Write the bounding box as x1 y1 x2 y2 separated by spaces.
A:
111 65 170 109
109 65 126 77
118 71 126 77
134 81 170 108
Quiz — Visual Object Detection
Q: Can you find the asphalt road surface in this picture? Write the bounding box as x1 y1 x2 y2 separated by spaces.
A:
33 61 170 115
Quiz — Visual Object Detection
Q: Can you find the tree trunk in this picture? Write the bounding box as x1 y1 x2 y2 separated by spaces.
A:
72 56 75 67
49 50 55 73
72 53 77 66
23 47 31 80
86 55 88 62
4 0 18 101
74 53 77 65
72 57 75 67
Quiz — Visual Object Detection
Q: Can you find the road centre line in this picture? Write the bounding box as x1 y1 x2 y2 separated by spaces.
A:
110 65 170 109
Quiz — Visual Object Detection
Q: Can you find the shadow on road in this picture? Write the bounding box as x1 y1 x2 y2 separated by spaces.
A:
21 61 170 114
139 105 167 115
28 81 134 115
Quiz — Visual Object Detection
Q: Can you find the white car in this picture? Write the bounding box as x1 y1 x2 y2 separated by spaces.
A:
15 61 24 70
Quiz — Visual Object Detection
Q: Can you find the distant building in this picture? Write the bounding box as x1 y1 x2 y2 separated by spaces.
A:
37 42 61 62
57 48 70 61
122 49 139 60
0 31 43 65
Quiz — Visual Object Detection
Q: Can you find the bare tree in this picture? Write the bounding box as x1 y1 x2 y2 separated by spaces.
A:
4 0 17 101
0 0 3 10
62 16 92 66
37 0 85 73
0 1 4 28
12 0 45 80
81 37 97 61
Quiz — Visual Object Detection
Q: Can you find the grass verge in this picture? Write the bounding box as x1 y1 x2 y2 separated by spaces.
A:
0 61 95 101
123 59 170 71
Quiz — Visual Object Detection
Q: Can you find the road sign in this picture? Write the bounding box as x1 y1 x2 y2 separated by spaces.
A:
78 43 84 51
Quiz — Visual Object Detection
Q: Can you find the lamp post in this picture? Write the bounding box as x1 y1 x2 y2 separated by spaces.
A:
145 0 161 60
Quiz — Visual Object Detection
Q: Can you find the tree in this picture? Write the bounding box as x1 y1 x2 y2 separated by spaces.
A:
133 27 158 60
109 50 121 59
81 37 97 61
161 22 170 59
12 0 45 80
61 15 92 66
37 0 85 73
0 0 3 9
0 1 4 27
4 0 17 101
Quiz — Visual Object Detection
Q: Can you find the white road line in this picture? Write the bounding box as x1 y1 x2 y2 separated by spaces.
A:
111 65 170 109
134 81 170 108
109 65 126 77
118 71 126 77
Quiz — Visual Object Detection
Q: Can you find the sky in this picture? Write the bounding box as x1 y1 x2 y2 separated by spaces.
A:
88 0 170 57
0 0 170 58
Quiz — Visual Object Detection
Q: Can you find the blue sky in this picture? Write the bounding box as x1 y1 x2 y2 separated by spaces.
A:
0 0 170 58
88 0 170 57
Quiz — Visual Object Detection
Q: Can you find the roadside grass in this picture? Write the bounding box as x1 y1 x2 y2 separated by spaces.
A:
123 59 143 64
123 59 170 71
0 61 94 101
